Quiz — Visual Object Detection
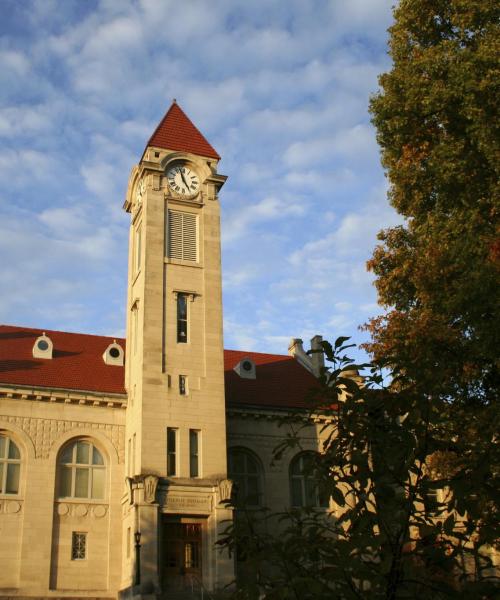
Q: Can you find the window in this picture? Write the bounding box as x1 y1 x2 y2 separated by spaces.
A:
127 438 131 477
189 430 200 478
290 452 329 508
228 448 262 506
132 433 136 476
177 293 188 343
179 375 187 395
167 428 178 476
126 527 131 559
0 435 21 494
134 224 142 274
132 307 139 354
58 440 105 500
167 210 198 262
423 486 442 517
71 532 87 560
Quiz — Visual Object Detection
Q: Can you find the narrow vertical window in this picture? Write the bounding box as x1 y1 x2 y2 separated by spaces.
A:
126 527 131 559
134 224 142 274
167 428 177 476
132 308 138 354
71 532 87 560
189 430 200 478
179 375 187 395
127 439 131 477
132 434 136 476
177 294 188 343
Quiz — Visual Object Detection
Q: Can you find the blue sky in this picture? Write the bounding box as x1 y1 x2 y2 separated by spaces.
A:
0 0 401 360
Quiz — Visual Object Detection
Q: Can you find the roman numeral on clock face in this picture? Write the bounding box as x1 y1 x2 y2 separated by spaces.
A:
167 165 200 195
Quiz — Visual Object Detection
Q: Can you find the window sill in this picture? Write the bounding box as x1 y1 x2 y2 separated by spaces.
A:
165 258 203 269
56 498 108 504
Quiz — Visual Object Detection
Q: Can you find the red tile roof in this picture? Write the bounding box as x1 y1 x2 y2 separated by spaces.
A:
0 325 318 408
144 101 220 160
224 349 319 409
0 325 126 396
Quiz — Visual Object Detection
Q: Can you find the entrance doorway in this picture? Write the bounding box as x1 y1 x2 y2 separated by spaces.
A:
162 518 202 592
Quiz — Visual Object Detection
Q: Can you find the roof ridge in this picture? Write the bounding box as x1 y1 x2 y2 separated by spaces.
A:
1 326 297 359
224 348 292 359
0 324 125 342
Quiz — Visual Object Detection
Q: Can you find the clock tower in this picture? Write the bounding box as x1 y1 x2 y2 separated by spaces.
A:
122 101 233 595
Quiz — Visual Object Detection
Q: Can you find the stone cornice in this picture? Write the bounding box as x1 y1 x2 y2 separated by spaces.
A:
0 384 127 409
226 404 335 424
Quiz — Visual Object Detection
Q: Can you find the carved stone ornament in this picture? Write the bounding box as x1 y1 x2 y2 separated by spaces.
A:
126 476 134 505
135 177 146 206
218 479 233 504
144 474 159 504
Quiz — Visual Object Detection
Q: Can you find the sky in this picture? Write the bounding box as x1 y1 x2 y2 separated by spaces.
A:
0 0 401 361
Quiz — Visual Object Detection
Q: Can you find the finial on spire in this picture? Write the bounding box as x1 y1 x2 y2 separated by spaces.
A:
173 98 177 104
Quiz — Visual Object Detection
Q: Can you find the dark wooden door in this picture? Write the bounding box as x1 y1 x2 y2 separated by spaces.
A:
162 521 202 591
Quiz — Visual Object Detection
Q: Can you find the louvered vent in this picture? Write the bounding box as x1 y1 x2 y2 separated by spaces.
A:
167 210 198 261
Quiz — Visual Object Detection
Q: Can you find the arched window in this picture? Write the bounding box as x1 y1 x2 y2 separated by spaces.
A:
228 448 262 507
58 440 105 500
0 434 21 494
290 452 329 508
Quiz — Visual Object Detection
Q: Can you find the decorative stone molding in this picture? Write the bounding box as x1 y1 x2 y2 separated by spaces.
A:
217 479 233 504
0 415 124 462
126 474 159 504
226 406 335 425
0 386 126 409
125 476 134 505
93 505 107 518
0 499 22 514
54 502 108 518
144 475 159 504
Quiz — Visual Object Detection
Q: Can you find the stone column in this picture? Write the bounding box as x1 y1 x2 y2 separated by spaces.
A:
214 480 235 590
133 475 159 598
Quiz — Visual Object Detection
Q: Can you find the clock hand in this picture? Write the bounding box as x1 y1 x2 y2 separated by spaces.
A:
180 171 189 188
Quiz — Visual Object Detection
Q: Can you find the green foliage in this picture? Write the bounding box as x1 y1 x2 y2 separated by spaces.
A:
365 0 500 590
365 0 499 406
220 339 499 599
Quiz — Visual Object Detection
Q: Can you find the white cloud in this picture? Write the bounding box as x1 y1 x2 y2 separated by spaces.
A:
283 123 378 168
0 105 53 138
38 206 90 235
0 149 55 184
223 195 306 244
0 50 30 76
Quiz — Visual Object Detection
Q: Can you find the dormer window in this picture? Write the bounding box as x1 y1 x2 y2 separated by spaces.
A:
234 357 256 380
33 333 53 359
103 341 124 366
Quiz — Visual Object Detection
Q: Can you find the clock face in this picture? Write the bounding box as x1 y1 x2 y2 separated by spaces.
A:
167 165 200 196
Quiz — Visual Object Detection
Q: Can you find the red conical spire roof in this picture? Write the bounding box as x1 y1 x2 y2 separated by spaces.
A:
144 100 220 160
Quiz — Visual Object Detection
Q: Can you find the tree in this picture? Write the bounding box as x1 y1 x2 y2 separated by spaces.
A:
222 338 498 599
220 2 499 598
365 0 500 579
366 0 499 403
